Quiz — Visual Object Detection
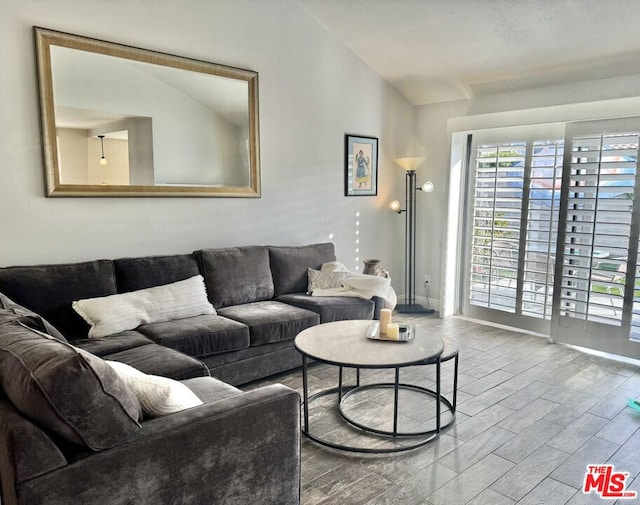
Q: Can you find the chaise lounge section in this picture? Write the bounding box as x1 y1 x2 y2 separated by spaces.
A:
0 303 301 505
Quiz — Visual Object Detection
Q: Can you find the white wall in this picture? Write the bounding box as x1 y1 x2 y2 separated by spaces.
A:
57 128 88 184
416 73 640 312
0 0 415 286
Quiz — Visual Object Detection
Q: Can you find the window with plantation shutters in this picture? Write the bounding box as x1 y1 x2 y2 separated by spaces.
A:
463 118 640 359
521 140 563 320
469 142 525 314
550 119 640 358
467 135 563 334
556 133 636 327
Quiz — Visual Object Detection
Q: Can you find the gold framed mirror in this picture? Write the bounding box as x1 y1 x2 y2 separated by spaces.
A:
34 27 260 197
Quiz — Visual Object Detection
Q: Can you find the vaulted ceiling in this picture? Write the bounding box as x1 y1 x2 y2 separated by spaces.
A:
297 0 640 105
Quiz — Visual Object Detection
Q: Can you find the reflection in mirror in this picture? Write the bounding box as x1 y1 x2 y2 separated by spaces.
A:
35 27 260 197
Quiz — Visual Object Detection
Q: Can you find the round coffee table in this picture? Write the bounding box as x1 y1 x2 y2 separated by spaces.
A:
294 319 451 453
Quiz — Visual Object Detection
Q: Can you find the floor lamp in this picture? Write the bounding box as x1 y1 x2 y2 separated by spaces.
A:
389 157 435 314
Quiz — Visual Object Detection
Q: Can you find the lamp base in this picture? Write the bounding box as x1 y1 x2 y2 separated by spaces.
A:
395 303 435 314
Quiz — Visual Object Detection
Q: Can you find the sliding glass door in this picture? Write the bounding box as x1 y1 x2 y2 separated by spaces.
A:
462 119 640 359
551 119 640 357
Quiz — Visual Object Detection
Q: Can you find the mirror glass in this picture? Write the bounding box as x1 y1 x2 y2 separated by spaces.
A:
35 27 260 197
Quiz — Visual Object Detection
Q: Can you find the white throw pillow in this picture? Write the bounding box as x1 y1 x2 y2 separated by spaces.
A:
105 361 203 417
73 275 215 338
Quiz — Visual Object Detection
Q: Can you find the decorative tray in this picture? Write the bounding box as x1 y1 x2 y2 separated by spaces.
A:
365 321 414 342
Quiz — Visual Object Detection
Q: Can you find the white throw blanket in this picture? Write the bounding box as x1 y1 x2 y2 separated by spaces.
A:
311 261 397 310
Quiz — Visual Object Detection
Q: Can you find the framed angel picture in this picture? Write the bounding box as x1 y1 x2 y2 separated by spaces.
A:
344 134 378 196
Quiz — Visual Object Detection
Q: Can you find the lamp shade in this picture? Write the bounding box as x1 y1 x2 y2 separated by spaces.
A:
394 156 426 172
389 200 401 212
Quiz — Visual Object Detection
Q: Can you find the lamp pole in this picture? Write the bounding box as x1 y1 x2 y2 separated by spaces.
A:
406 170 416 306
396 169 434 314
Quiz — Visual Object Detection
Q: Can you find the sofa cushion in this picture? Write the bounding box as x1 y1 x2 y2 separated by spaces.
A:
181 376 242 404
196 246 274 308
105 361 203 417
113 254 200 293
72 276 215 338
0 260 117 340
202 341 301 386
217 300 319 347
137 314 249 359
103 343 210 380
73 331 154 357
268 243 336 297
276 293 375 323
0 319 141 451
0 293 67 342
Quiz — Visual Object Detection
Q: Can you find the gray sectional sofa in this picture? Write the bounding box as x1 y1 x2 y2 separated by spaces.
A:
0 242 379 505
0 242 379 385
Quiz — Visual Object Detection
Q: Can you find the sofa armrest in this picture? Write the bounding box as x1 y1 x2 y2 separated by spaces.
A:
17 384 301 505
0 398 67 505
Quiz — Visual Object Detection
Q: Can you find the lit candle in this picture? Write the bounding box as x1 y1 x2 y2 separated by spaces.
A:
379 309 392 334
386 323 399 339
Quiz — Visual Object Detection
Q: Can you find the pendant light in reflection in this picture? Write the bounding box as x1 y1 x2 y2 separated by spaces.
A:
98 135 108 166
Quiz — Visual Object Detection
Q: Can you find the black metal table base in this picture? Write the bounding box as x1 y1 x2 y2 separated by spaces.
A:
339 382 455 437
301 360 455 454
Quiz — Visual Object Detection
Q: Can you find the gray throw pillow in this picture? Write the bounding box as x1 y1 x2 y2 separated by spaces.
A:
0 292 67 342
307 268 348 293
0 320 141 451
268 243 336 296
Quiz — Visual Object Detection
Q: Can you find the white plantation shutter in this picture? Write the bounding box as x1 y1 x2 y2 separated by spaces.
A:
557 133 636 326
521 140 563 320
467 134 565 335
631 244 640 342
631 251 640 341
469 142 525 313
551 118 640 357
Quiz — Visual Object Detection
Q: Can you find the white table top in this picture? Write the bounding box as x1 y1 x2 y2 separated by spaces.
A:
294 320 443 368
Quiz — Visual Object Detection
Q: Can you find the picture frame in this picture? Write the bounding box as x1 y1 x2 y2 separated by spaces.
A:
344 134 378 196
